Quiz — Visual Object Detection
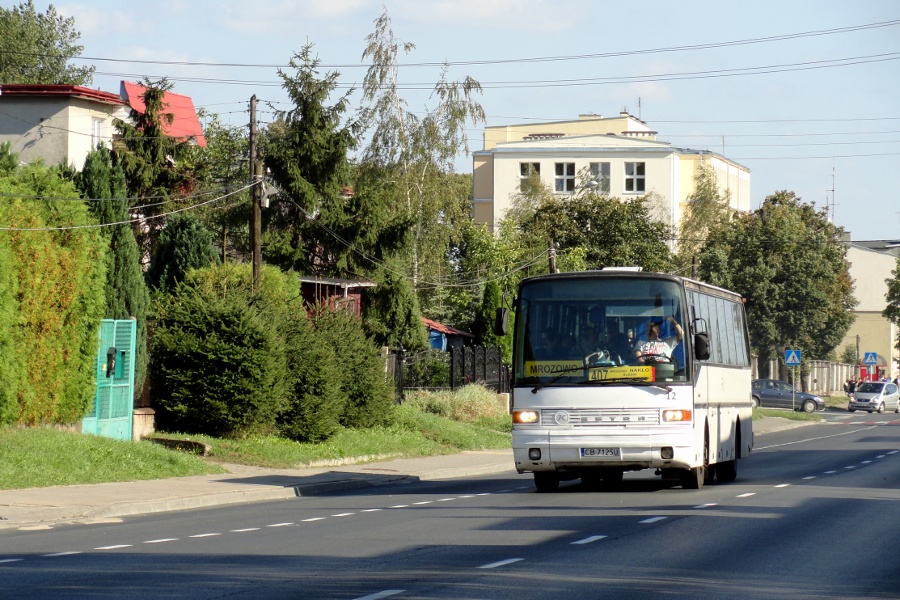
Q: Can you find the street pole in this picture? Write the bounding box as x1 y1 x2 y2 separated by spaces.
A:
249 95 262 289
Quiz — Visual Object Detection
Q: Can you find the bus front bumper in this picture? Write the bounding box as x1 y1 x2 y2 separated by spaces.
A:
512 429 697 473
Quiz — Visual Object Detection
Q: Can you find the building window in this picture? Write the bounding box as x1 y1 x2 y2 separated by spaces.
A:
519 162 540 190
625 162 645 192
589 162 610 193
554 162 575 192
92 118 102 148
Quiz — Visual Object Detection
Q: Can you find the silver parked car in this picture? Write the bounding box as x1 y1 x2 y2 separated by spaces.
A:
848 381 900 413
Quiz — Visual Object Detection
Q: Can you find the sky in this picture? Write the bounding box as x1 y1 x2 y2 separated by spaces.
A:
41 0 900 242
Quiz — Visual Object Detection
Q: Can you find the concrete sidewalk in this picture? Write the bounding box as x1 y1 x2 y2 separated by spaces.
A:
0 416 813 531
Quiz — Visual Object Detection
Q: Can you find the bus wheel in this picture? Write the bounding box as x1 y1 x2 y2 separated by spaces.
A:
680 466 704 489
534 472 559 493
717 459 737 482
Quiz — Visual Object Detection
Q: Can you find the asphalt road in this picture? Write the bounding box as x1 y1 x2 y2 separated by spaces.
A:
2 412 899 599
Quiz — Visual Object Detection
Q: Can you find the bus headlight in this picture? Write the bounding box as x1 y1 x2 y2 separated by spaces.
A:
662 409 692 422
513 410 540 424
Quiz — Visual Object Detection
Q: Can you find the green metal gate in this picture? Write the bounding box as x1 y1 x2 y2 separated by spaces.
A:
82 319 136 441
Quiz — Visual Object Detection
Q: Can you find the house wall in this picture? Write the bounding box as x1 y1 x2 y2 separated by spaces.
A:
838 245 899 375
0 96 126 169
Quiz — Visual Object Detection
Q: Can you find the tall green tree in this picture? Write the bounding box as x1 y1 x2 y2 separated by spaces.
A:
262 43 359 274
522 186 675 273
0 151 106 424
677 163 734 275
113 77 196 256
363 263 429 352
883 255 900 353
0 1 94 85
146 213 219 290
75 146 151 402
699 190 856 379
357 7 485 312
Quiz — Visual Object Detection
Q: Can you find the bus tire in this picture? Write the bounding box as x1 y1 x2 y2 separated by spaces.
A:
717 459 737 482
681 428 709 489
534 472 559 493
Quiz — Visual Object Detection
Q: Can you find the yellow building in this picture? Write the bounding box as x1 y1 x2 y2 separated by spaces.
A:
472 112 751 234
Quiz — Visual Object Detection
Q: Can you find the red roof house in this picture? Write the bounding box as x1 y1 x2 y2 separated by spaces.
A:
120 81 206 147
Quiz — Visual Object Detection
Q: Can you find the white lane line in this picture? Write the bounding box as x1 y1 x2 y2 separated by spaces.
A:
352 590 405 600
802 476 816 480
267 522 294 527
476 493 492 496
862 460 872 464
361 508 382 513
302 517 326 522
189 533 221 538
639 516 667 524
413 501 433 505
774 484 790 488
876 455 886 459
144 538 178 544
437 498 455 502
693 503 717 509
389 505 409 509
95 545 132 550
231 528 259 532
824 470 837 474
757 426 879 450
844 466 856 470
478 558 524 569
0 558 23 563
459 495 475 499
43 551 82 557
736 492 756 498
887 450 899 455
571 535 607 545
331 513 354 518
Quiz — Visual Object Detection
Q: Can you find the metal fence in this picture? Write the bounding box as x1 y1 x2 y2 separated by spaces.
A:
386 346 510 401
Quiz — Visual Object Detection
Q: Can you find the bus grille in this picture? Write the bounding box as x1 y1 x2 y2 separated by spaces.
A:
540 408 660 426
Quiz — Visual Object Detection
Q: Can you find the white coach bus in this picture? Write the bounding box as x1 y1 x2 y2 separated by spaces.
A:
499 268 753 491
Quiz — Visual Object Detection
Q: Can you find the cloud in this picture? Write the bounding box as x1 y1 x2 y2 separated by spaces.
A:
58 3 142 38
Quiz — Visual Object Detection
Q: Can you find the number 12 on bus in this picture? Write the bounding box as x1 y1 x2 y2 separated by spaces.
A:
495 267 753 492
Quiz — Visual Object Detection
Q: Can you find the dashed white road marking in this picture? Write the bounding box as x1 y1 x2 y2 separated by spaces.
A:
231 528 259 532
844 466 856 470
95 544 132 550
331 513 354 518
389 505 409 509
302 517 326 522
693 503 716 509
361 508 382 513
0 558 23 563
774 484 790 488
413 501 432 505
802 476 816 480
639 516 667 524
571 535 607 545
189 533 220 538
353 590 405 600
824 470 837 474
267 522 294 527
43 551 81 557
736 492 756 498
144 538 177 544
478 558 524 569
437 498 455 502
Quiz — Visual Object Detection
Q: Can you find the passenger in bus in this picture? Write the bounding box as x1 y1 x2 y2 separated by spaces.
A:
634 316 683 362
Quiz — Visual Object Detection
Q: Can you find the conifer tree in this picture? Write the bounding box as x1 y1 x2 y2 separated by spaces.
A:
76 146 151 401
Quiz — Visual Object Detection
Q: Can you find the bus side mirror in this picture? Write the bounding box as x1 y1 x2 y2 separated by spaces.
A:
494 308 509 336
694 332 710 360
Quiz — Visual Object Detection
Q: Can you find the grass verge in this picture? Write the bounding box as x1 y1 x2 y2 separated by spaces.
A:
0 385 512 489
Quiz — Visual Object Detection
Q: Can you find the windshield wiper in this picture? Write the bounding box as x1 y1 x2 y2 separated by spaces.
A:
531 365 589 394
578 377 673 393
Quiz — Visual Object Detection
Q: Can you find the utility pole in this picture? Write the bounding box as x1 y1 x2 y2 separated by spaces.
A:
249 95 262 289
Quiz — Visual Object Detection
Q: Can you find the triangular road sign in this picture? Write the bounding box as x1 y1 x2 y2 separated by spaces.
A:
785 350 801 366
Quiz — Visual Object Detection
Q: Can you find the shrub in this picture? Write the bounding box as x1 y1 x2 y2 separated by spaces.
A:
150 285 289 437
312 307 397 430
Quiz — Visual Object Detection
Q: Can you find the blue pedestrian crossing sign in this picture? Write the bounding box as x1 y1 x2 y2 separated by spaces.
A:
785 350 801 366
864 352 877 365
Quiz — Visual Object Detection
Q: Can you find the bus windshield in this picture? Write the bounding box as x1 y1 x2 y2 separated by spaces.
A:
515 276 689 385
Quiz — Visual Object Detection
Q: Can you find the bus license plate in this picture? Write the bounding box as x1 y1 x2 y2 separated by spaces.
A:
581 447 621 458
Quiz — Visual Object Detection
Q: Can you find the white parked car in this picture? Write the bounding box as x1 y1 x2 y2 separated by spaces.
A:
848 381 900 413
